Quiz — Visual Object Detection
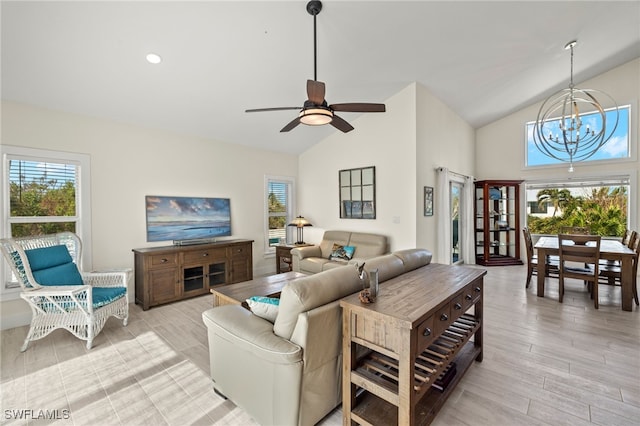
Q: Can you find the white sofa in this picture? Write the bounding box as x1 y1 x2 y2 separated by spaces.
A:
290 230 388 274
201 248 432 426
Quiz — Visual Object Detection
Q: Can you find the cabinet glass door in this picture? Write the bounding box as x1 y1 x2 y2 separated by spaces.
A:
183 266 205 293
208 262 226 286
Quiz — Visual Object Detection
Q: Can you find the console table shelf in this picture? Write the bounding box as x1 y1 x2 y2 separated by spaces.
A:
341 263 485 425
133 239 253 310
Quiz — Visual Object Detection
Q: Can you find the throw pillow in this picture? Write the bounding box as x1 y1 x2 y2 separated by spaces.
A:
329 243 356 261
343 245 356 260
246 296 280 322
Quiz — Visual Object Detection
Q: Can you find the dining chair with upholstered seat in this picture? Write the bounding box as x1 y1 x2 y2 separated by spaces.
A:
0 232 129 351
600 230 636 270
599 236 640 306
523 228 558 288
558 234 601 308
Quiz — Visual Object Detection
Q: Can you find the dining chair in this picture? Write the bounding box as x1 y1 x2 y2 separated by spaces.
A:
523 228 558 288
600 230 636 270
626 230 638 249
558 234 601 308
599 236 640 306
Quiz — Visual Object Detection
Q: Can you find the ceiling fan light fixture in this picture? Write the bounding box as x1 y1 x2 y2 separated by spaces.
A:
299 107 333 125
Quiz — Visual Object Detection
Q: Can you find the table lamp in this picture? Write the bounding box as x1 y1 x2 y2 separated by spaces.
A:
288 216 312 245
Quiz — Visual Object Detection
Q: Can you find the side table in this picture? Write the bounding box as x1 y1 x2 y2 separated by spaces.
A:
275 244 311 273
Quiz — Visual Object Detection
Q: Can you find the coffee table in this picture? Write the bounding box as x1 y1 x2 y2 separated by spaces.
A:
211 271 305 308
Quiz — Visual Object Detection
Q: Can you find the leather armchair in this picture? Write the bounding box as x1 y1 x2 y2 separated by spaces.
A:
202 265 363 426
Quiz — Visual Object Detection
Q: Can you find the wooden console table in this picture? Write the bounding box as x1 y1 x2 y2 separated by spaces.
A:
340 263 486 425
133 239 253 310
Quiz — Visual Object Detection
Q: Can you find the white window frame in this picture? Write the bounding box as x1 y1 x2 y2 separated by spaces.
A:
1 145 92 300
264 175 295 255
523 172 636 235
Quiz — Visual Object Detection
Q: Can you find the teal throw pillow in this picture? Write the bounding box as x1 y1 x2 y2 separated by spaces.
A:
329 244 356 261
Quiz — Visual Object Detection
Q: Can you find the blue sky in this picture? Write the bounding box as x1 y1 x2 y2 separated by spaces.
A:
526 105 629 167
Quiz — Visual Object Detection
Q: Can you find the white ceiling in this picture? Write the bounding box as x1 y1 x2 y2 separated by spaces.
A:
2 1 639 154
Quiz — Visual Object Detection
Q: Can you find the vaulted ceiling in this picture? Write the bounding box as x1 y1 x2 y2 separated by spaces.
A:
2 1 639 154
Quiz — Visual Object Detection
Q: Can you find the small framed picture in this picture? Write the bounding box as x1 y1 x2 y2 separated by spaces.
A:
424 186 433 216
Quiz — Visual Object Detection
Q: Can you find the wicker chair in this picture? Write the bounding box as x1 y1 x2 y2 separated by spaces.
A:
0 232 129 351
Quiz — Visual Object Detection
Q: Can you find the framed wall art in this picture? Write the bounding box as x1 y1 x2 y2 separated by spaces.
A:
339 166 376 219
424 186 434 216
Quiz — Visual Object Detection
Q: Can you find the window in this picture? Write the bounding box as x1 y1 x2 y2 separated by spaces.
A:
525 176 630 237
525 105 631 168
265 176 294 252
528 201 548 214
1 146 92 298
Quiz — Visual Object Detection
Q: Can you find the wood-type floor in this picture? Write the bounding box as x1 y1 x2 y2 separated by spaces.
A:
1 264 638 425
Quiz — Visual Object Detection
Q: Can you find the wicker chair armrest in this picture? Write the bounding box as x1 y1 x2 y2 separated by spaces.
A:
21 285 93 315
82 270 130 288
22 285 91 297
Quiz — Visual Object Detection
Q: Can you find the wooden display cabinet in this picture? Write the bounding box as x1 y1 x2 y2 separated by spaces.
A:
475 179 523 266
133 239 253 310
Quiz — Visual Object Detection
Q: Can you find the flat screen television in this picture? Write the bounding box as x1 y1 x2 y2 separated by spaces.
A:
145 195 231 243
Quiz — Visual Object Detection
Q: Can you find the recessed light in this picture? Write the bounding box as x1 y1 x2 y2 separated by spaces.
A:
146 53 162 64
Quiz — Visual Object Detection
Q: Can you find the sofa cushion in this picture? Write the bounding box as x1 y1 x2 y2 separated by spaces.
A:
318 231 351 258
322 261 348 271
274 266 362 340
348 232 387 258
394 248 433 272
299 257 330 274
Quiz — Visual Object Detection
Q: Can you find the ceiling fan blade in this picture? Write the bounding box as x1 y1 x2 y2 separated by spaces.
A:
330 114 354 133
307 80 326 105
280 117 302 132
330 103 386 113
246 107 301 113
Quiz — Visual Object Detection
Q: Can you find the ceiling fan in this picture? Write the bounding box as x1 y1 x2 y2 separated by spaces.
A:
245 0 386 133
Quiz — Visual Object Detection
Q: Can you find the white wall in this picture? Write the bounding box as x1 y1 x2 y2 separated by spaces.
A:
1 101 299 325
415 83 476 256
298 82 476 255
298 84 418 251
476 58 640 230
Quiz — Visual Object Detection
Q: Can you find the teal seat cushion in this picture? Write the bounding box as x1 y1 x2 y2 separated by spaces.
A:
92 287 127 309
25 245 84 286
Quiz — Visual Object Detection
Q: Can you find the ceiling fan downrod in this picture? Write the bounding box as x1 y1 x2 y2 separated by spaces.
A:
307 1 322 82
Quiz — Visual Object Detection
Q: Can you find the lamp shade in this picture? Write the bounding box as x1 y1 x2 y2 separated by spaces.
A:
299 107 333 126
288 216 312 244
288 216 312 228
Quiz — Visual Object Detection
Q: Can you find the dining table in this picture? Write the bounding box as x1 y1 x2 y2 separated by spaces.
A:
534 236 636 311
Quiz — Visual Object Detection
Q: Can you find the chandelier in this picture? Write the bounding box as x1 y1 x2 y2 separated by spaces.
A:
532 40 619 172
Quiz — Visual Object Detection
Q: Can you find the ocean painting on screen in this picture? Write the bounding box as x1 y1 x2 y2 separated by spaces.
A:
146 196 231 242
